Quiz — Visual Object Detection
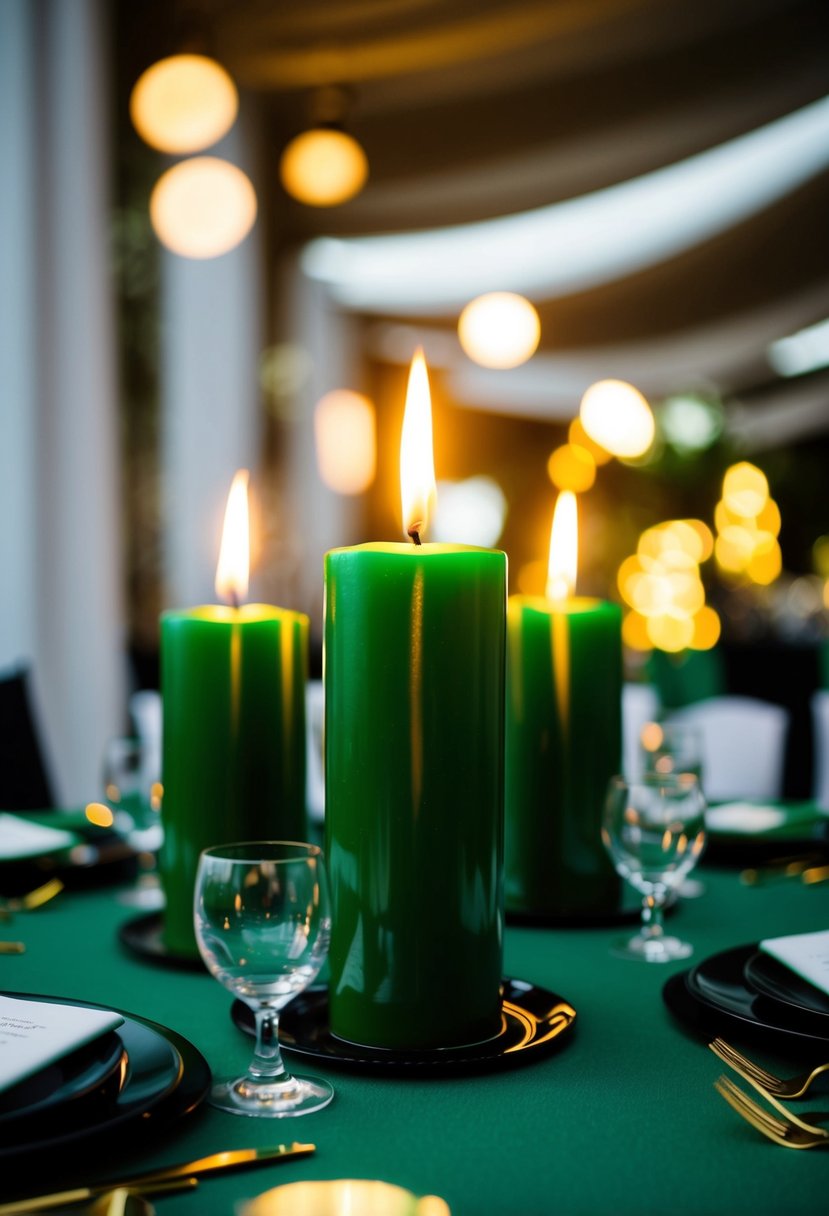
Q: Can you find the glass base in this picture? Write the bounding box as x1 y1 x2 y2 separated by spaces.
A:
209 1072 334 1118
611 932 693 963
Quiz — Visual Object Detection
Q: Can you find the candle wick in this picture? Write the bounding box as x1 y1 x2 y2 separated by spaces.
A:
229 589 240 610
408 527 422 547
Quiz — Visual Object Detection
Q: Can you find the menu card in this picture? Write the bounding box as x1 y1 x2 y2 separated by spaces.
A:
0 813 77 860
760 930 829 997
0 995 124 1093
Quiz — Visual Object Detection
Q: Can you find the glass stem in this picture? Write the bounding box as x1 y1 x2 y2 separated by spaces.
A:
248 1007 288 1082
640 893 665 940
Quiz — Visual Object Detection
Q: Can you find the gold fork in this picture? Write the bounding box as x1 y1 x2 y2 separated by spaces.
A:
709 1037 829 1098
0 879 64 922
715 1075 829 1149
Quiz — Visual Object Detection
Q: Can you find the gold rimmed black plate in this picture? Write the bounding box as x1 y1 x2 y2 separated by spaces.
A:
0 991 211 1185
232 978 576 1074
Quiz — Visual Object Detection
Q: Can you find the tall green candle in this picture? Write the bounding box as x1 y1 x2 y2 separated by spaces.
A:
505 492 622 918
324 351 506 1050
160 472 308 957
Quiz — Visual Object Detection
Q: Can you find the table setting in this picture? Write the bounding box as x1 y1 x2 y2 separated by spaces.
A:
2 353 828 1216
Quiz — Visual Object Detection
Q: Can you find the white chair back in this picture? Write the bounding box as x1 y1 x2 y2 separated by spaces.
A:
811 690 829 810
667 695 789 802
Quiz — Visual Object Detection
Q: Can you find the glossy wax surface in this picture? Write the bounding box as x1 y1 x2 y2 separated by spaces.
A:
505 595 623 916
160 604 308 956
324 542 506 1049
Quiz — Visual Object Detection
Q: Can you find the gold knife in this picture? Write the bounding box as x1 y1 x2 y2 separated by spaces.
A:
0 1143 315 1215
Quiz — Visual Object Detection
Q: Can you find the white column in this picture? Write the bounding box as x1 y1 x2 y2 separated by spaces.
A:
0 0 37 670
278 255 363 633
0 0 125 803
160 114 264 609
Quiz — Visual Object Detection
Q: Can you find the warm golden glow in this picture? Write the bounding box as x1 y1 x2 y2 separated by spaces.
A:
580 379 655 458
546 443 596 493
641 722 664 752
618 517 717 653
690 605 721 650
215 470 250 606
150 157 257 259
546 491 577 601
646 613 694 652
457 292 541 369
722 462 769 518
150 782 164 812
85 802 115 828
314 390 377 495
568 416 612 465
130 54 238 154
400 349 437 540
713 464 781 586
279 128 368 206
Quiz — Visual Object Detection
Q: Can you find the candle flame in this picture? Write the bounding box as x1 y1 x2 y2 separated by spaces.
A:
546 491 578 601
400 348 437 541
215 469 250 605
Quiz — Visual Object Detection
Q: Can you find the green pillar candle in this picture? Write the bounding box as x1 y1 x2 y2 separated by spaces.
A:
324 541 506 1049
325 353 505 1049
505 493 622 918
160 603 308 956
159 472 308 957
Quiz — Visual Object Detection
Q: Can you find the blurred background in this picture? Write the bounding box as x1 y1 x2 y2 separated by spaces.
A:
2 0 828 804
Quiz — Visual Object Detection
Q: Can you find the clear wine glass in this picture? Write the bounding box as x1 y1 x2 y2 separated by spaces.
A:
602 773 707 962
194 841 334 1117
640 722 706 899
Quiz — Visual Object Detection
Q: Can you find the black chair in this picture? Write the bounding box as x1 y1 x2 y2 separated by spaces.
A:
0 665 55 810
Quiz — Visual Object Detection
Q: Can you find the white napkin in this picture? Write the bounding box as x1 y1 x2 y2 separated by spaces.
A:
760 930 829 998
705 803 787 834
0 995 124 1093
0 813 77 860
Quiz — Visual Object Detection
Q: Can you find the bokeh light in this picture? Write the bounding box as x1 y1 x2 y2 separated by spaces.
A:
658 392 723 452
314 390 377 495
150 157 257 258
568 417 612 465
430 476 507 548
279 128 368 206
130 54 238 153
713 462 782 586
458 293 541 369
722 461 769 518
617 519 716 652
579 379 655 458
546 443 596 492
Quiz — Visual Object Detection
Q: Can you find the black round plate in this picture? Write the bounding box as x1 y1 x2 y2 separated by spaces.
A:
663 945 829 1051
744 950 829 1022
118 911 207 972
231 978 576 1074
703 810 829 869
0 992 211 1182
0 1031 125 1133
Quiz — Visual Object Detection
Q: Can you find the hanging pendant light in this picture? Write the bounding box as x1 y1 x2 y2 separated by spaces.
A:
130 52 238 154
279 86 368 207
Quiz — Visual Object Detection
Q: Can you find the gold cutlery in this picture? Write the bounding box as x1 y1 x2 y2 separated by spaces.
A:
714 1074 829 1148
739 855 829 886
709 1037 829 1098
85 1179 197 1216
0 879 64 921
1 1179 196 1216
0 1144 315 1215
0 941 25 954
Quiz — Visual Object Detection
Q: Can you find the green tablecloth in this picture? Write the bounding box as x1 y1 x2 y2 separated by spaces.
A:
3 866 828 1214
